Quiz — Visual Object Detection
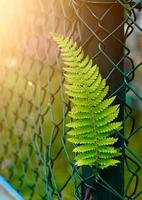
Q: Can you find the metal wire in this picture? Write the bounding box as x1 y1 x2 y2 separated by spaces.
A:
0 0 141 199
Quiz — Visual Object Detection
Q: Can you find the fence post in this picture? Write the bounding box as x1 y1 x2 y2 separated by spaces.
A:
72 0 125 199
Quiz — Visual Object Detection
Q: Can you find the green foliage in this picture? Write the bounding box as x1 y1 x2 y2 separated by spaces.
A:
52 33 122 169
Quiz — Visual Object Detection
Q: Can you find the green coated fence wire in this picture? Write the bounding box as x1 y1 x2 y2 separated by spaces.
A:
0 0 141 199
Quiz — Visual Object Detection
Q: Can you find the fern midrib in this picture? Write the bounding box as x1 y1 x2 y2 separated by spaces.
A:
72 58 99 167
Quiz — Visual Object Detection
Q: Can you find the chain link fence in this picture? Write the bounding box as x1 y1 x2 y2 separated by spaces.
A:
0 0 142 199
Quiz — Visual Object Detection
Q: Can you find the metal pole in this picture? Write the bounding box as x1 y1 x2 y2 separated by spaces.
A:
72 1 124 199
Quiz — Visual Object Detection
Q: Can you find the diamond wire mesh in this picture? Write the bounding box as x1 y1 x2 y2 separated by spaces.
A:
0 0 141 199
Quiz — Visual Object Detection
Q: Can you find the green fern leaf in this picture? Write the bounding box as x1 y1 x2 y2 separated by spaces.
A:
52 33 122 170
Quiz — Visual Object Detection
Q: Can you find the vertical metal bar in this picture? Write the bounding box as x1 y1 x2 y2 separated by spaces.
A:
73 1 124 199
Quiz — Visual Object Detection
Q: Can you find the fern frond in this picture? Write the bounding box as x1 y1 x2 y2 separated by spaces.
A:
52 33 122 170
